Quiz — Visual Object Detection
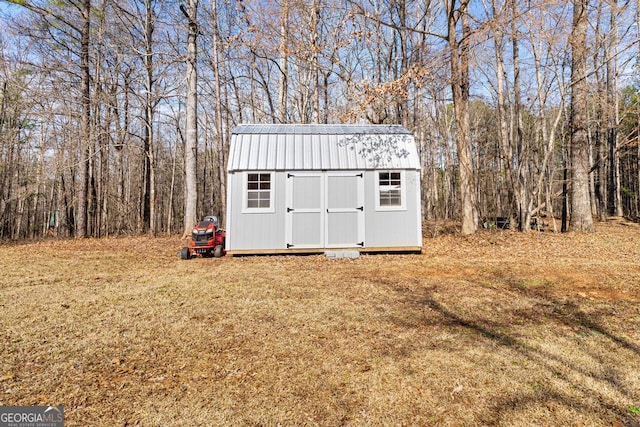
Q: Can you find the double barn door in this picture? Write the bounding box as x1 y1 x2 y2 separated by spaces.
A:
285 171 364 249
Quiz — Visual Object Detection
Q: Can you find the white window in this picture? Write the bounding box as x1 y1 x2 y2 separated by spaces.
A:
245 173 273 212
376 171 405 210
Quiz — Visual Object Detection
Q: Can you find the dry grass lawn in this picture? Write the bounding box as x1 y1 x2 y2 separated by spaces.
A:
1 218 639 426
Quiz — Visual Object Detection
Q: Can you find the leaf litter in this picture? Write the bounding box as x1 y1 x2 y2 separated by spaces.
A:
0 218 639 426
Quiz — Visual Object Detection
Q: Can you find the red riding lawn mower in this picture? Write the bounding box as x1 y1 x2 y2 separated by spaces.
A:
180 215 226 259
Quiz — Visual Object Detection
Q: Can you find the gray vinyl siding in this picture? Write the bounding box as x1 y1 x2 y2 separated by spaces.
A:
226 171 287 251
363 170 422 248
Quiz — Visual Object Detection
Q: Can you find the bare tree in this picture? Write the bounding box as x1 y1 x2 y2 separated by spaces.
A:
278 0 289 123
311 0 321 123
143 0 157 235
569 0 595 232
446 0 477 235
606 0 622 217
77 0 92 238
211 0 226 225
182 0 199 237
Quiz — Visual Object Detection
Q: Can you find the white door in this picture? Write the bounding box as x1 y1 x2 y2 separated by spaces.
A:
325 172 365 248
285 173 324 249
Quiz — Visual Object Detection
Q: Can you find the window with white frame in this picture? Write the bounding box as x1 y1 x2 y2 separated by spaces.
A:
246 173 272 209
377 171 403 209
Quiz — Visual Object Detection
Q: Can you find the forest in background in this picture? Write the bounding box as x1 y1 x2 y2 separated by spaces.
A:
0 0 639 239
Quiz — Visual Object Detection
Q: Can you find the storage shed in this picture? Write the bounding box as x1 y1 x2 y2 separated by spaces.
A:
225 124 422 255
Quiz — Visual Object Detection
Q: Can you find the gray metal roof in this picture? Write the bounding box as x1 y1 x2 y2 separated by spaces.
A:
228 124 420 171
232 124 413 135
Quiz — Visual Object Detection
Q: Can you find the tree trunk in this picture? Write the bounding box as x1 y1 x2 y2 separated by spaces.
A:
607 0 622 217
311 0 320 124
447 0 477 235
14 194 24 240
569 0 595 232
278 0 289 123
76 0 91 238
397 0 409 127
183 0 199 237
167 136 178 235
0 80 9 236
212 0 227 226
144 0 156 235
562 143 569 232
593 2 607 220
636 0 640 218
511 0 529 232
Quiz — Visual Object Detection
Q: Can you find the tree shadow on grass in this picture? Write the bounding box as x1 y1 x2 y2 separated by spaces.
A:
389 280 640 425
505 280 640 357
